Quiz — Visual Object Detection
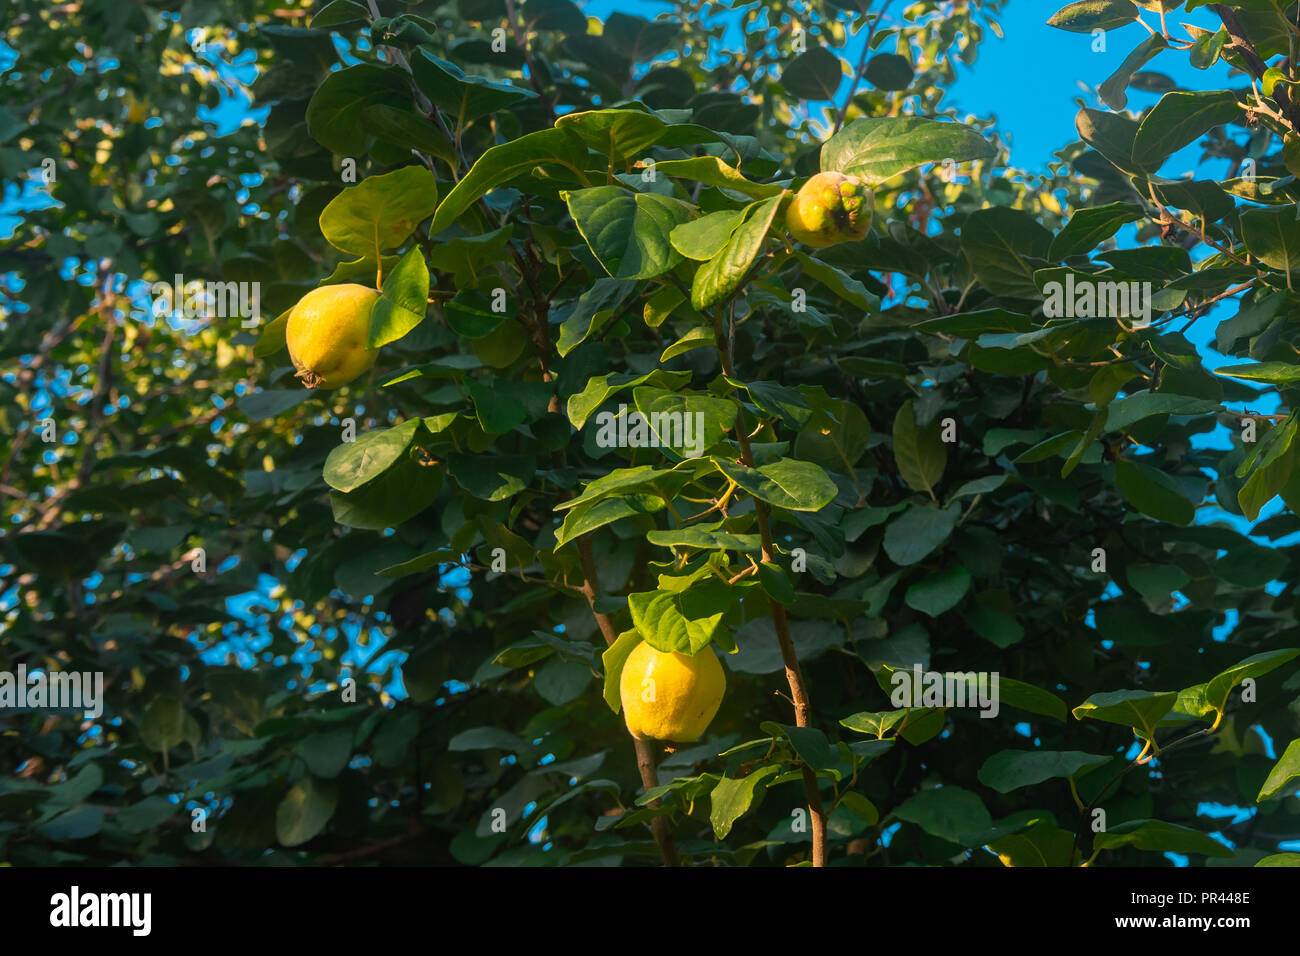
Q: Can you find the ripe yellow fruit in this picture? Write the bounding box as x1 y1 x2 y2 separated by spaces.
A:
286 284 380 389
785 171 874 247
620 640 725 743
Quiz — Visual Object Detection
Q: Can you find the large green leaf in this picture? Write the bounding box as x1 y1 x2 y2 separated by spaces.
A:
319 166 439 259
429 127 589 234
691 195 783 311
892 399 947 496
1092 819 1233 858
1047 0 1140 33
1240 206 1300 273
1204 649 1300 714
892 786 992 846
822 117 995 185
1116 459 1195 525
961 207 1054 298
628 579 733 654
1258 738 1300 802
977 750 1110 794
323 418 422 493
713 457 838 512
275 777 339 847
1072 689 1178 739
710 764 781 838
1132 91 1240 169
563 186 693 279
306 63 411 153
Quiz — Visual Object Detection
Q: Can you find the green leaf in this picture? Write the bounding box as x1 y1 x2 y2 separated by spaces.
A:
563 186 693 279
961 206 1054 298
1049 202 1145 260
758 561 796 605
1132 91 1240 169
319 166 439 259
839 791 879 824
646 527 761 552
822 117 995 186
1092 819 1233 858
411 50 535 122
1126 563 1191 603
864 53 914 91
713 457 838 512
963 604 1026 648
275 776 339 847
691 195 783 311
601 630 643 713
904 567 971 617
1105 390 1219 432
253 309 289 358
1072 689 1178 739
632 387 736 458
1214 361 1300 384
1098 34 1168 111
557 278 636 357
306 63 411 153
554 108 668 163
628 579 733 654
840 709 908 738
977 750 1110 794
892 786 992 846
652 157 784 199
660 326 715 362
117 796 178 834
566 369 692 429
555 494 662 547
670 209 745 261
988 820 1076 866
1257 853 1300 867
139 695 185 753
997 678 1068 722
323 419 421 493
892 400 947 496
1258 738 1300 802
534 655 592 706
1204 649 1300 714
791 252 880 312
369 245 430 348
794 397 869 470
296 729 353 779
710 764 781 839
780 46 844 100
429 127 588 234
882 502 962 566
1240 206 1300 273
1047 0 1139 33
1116 458 1195 525
449 727 530 752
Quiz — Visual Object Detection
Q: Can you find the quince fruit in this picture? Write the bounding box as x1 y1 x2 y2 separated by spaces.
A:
785 171 874 247
620 640 725 743
286 283 380 389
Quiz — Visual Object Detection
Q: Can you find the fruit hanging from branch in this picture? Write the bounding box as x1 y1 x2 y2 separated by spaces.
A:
286 284 380 389
784 171 874 247
619 640 726 743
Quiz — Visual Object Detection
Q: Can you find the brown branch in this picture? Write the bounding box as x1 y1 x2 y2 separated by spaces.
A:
1210 3 1300 131
712 311 828 867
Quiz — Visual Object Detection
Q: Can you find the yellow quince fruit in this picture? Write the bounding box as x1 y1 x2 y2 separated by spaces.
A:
620 640 725 743
785 171 874 247
285 283 380 389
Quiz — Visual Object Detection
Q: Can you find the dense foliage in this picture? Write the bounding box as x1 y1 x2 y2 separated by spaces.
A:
2 0 1300 867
